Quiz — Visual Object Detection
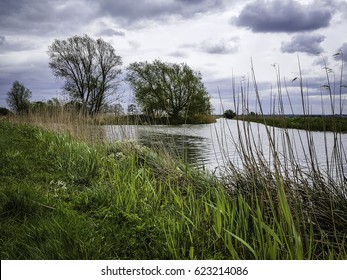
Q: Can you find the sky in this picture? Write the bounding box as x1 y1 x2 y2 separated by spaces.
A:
1 0 347 115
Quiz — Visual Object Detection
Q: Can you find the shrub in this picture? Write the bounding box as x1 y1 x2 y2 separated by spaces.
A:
223 109 236 119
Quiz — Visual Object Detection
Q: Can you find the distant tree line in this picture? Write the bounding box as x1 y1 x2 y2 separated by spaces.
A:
4 34 213 124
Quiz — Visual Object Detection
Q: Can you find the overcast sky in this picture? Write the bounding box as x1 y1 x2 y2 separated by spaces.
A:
1 0 346 114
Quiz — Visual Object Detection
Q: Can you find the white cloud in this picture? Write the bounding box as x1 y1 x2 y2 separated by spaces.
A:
128 40 141 50
200 37 240 54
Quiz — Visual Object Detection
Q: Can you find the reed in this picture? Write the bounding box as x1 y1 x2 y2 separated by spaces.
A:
218 56 347 259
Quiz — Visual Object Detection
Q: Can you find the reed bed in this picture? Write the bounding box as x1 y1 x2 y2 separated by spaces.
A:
218 57 347 259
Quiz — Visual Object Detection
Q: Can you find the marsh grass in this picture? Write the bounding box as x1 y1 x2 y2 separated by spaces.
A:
218 57 347 258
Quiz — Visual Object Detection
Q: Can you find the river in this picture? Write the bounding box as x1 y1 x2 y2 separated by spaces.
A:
102 118 347 179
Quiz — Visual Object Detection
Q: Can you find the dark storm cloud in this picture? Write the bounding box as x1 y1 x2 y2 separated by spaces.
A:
97 0 225 26
0 37 42 53
0 0 95 36
0 0 226 37
232 0 333 33
0 35 6 48
0 60 62 107
176 0 207 3
281 34 325 55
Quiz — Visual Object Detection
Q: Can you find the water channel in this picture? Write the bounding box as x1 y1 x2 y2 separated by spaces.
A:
102 118 347 179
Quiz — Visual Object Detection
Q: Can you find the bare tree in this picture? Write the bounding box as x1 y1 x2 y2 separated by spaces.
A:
6 81 31 114
48 35 122 115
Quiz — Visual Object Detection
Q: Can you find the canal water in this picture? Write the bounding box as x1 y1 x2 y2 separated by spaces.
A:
102 118 347 178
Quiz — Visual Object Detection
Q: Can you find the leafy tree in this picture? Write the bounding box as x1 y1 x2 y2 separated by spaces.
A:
126 60 211 123
6 81 31 114
48 34 122 115
224 109 236 119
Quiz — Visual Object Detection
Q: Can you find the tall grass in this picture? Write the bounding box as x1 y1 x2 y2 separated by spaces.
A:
1 55 346 259
2 117 346 259
218 56 347 258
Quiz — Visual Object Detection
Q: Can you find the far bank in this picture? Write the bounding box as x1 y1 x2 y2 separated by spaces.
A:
235 114 347 132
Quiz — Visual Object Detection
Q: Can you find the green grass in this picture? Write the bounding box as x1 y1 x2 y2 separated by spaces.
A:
1 119 347 259
2 55 346 260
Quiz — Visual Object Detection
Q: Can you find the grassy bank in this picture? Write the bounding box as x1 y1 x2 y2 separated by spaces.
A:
4 107 217 128
237 115 347 132
1 119 347 259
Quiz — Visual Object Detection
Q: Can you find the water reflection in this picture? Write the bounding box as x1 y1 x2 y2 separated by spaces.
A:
103 124 218 169
137 130 212 168
102 119 347 178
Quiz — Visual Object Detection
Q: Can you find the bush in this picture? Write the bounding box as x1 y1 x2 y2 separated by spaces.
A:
0 107 11 116
223 109 236 119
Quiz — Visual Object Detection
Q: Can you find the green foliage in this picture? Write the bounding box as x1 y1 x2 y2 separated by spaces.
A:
223 109 236 119
239 115 347 132
3 54 347 260
0 107 11 116
29 98 65 116
126 60 212 124
1 120 346 260
186 114 216 124
6 81 31 114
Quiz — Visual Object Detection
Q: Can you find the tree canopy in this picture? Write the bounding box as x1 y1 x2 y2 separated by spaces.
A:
48 34 122 115
126 60 212 123
6 81 31 114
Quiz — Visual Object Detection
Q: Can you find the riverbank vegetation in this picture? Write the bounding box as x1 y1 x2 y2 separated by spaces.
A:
237 115 347 132
1 117 346 259
1 54 346 259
